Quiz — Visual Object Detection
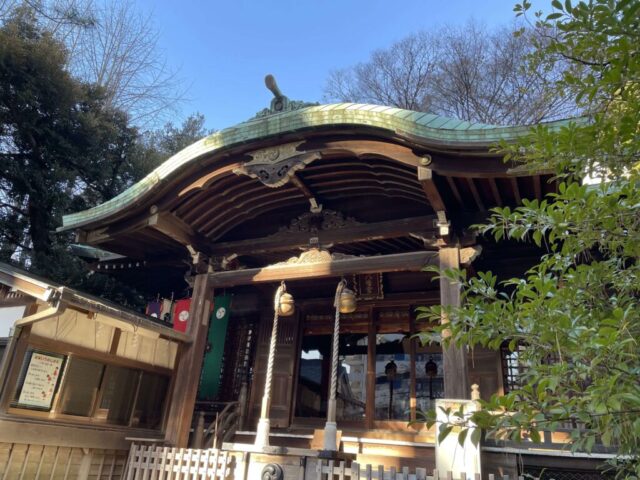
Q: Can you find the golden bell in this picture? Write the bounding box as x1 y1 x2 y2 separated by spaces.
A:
338 288 357 314
277 292 295 316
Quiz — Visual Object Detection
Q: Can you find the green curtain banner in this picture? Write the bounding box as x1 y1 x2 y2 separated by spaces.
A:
198 295 231 400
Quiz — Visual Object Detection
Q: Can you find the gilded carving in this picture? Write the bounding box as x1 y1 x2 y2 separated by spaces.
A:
269 248 359 267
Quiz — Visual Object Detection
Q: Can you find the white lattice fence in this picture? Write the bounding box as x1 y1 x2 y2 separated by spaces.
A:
124 444 235 479
317 460 526 480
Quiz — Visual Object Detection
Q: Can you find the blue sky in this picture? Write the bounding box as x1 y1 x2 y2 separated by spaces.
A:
136 0 521 130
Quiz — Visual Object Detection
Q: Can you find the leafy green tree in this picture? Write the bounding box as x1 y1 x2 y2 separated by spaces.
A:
0 10 147 305
142 113 214 166
419 0 640 477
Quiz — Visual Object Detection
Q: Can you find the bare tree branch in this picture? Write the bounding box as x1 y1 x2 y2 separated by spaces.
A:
324 20 579 125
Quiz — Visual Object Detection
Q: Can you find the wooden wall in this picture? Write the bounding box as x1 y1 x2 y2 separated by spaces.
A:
468 347 504 401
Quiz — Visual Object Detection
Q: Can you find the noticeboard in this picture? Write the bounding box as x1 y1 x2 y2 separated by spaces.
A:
14 351 66 411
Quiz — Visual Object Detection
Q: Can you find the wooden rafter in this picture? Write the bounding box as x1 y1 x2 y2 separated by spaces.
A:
488 178 503 207
209 215 437 256
533 175 542 200
290 174 321 211
510 177 522 204
146 210 211 256
417 166 447 213
445 176 463 207
466 178 485 211
207 250 438 287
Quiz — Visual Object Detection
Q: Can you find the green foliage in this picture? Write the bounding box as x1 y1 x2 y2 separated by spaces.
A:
0 9 149 305
419 0 640 477
0 11 207 307
140 113 214 169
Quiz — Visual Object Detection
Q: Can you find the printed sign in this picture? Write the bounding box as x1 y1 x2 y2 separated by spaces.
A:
17 352 65 409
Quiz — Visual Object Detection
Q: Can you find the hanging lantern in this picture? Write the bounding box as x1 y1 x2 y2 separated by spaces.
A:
277 287 295 317
385 359 398 382
338 286 357 314
425 356 438 378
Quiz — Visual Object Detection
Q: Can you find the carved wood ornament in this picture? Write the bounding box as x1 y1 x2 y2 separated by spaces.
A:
270 248 359 267
275 209 360 235
233 141 320 188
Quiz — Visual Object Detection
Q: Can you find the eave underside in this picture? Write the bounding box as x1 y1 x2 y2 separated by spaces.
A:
70 132 554 296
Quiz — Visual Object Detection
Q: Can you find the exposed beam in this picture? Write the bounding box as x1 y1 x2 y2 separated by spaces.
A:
510 177 522 204
533 175 542 200
290 174 322 212
209 215 438 256
417 166 447 213
208 250 438 287
488 178 503 207
466 178 485 211
146 210 211 256
446 176 463 207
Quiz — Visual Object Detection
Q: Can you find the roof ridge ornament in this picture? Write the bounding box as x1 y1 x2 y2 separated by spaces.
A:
265 74 289 114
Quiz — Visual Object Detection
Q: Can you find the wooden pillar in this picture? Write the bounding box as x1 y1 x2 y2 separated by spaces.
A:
365 309 376 429
164 273 213 447
409 316 417 422
439 247 470 399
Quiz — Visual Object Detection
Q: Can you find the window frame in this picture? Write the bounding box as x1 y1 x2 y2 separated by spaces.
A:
293 306 442 431
5 332 173 431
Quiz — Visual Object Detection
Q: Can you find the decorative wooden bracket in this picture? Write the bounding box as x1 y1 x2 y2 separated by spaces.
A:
147 207 212 258
233 141 321 188
417 157 450 239
459 245 482 266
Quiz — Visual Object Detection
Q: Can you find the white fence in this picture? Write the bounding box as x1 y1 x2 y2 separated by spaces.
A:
124 444 235 479
317 460 526 480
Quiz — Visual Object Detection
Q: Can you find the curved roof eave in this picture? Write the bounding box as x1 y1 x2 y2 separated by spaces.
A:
60 102 577 232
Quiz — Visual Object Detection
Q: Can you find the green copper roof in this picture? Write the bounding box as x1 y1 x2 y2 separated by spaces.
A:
61 103 575 232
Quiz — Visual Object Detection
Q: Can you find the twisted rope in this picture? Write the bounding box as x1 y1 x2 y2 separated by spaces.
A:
329 279 346 402
264 282 285 403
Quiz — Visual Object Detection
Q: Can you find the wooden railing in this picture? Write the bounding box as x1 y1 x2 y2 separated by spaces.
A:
317 460 525 480
199 401 240 449
124 444 236 480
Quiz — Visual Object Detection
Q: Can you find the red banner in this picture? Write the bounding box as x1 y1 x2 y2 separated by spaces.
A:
172 298 191 333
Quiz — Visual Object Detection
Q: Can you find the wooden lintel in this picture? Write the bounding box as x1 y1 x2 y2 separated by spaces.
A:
417 166 447 213
147 212 211 256
209 215 438 256
208 250 438 287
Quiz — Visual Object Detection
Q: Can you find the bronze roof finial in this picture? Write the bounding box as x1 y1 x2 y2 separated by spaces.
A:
265 74 289 113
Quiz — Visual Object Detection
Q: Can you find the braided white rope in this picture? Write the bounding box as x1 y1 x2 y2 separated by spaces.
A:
329 279 346 402
264 282 285 405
